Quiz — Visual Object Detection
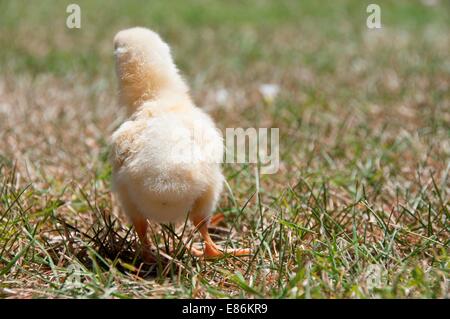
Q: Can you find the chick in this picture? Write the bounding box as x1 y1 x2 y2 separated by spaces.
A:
110 27 250 260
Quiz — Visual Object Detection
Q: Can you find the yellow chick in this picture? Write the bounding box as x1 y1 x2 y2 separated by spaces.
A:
110 27 250 260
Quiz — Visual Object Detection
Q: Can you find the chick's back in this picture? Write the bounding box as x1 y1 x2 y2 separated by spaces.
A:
111 106 223 222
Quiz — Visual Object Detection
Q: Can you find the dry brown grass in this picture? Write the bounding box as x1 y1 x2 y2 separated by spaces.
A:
0 0 449 298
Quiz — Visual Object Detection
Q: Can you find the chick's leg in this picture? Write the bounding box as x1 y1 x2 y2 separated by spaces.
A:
191 215 251 258
188 182 251 258
191 215 221 257
116 184 157 263
209 212 225 227
130 214 156 263
117 186 156 263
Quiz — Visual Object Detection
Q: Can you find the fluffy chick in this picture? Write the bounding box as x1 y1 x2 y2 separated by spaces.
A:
110 27 249 260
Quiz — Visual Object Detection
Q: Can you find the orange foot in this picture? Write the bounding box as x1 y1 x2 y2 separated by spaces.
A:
191 215 251 259
203 243 251 259
184 242 251 259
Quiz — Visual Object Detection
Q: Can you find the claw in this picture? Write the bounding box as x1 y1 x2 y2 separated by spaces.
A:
191 215 251 259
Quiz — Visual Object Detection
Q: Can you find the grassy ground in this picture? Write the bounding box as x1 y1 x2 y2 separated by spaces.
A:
0 0 449 298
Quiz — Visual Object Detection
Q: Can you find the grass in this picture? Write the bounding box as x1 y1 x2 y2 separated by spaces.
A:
0 0 449 298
